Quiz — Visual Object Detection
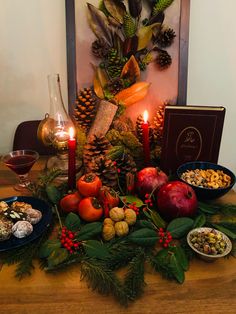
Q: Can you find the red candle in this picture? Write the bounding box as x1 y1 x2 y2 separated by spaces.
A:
142 110 150 165
68 127 76 190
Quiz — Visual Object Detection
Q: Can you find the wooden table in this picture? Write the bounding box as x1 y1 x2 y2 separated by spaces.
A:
1 159 236 314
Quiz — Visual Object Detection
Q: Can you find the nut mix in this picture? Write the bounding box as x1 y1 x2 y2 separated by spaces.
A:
181 169 231 189
189 229 227 255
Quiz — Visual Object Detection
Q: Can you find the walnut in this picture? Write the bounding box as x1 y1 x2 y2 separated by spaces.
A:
124 208 137 226
102 224 115 241
103 218 114 225
109 207 125 222
114 221 129 237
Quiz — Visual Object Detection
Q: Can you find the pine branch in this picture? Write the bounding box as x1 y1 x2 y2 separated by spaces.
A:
80 259 128 306
45 255 83 272
149 249 175 281
124 248 146 301
105 243 135 270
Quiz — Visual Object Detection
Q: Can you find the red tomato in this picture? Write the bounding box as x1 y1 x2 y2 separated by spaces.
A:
60 192 82 213
77 173 102 197
78 197 103 222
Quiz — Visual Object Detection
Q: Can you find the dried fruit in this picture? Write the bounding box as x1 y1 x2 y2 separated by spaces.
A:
102 224 116 241
114 221 129 237
109 207 125 222
103 218 115 225
124 208 137 226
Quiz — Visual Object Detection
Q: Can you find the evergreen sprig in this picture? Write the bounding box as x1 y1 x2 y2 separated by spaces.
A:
105 243 135 270
124 248 146 301
80 259 128 306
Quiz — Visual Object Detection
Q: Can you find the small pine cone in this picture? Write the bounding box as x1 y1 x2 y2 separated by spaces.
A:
153 104 165 143
106 78 124 95
112 116 134 133
156 27 176 48
153 0 174 16
83 135 111 168
123 13 137 38
115 154 137 187
87 156 117 189
91 38 110 58
74 88 98 132
156 50 172 70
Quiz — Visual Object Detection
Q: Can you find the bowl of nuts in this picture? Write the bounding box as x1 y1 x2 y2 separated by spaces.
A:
187 227 232 262
177 161 235 200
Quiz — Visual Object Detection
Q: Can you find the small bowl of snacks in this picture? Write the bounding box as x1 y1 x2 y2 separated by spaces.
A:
177 161 235 200
187 227 232 262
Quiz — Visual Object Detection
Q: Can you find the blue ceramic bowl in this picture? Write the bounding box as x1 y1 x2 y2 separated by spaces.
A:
177 161 235 200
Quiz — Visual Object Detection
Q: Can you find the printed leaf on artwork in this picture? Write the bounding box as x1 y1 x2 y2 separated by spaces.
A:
104 0 126 24
87 3 113 46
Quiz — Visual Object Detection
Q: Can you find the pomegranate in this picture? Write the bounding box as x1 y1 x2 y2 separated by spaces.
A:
135 167 168 198
157 181 198 221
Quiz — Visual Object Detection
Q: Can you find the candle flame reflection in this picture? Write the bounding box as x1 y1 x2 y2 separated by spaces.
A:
143 110 148 123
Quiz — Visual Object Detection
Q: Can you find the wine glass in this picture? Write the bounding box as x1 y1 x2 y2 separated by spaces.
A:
2 150 39 191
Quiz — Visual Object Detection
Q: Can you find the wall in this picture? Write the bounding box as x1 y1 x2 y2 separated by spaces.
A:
0 0 67 153
187 0 236 175
0 0 235 175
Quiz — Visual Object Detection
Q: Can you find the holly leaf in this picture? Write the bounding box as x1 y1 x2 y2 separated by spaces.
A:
167 217 194 239
38 239 61 259
128 228 157 246
169 253 185 284
193 214 206 229
150 210 166 229
76 222 103 241
47 248 69 268
83 240 110 260
46 184 61 204
104 0 126 24
120 195 144 207
65 213 81 232
135 220 155 230
169 246 189 271
198 201 218 214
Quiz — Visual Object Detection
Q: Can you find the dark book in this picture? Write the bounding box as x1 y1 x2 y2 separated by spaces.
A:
160 105 226 174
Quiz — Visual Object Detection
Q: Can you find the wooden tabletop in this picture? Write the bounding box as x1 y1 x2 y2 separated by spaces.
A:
1 158 236 314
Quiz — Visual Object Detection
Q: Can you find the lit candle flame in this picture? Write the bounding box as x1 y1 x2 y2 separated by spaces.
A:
143 110 148 123
69 127 75 139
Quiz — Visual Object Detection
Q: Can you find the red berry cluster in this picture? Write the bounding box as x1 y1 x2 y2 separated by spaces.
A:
128 202 139 215
60 227 81 254
158 228 173 248
144 194 153 207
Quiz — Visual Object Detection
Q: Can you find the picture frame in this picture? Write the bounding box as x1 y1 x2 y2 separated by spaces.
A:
65 0 190 116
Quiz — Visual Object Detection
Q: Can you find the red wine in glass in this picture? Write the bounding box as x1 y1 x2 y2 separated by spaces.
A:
2 150 39 191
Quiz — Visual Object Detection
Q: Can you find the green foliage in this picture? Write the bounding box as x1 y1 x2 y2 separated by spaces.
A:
65 213 81 232
198 201 219 214
47 248 69 268
211 223 236 240
38 239 61 259
120 195 144 207
150 209 166 229
80 259 128 306
167 217 194 239
76 222 103 241
193 214 206 229
124 248 146 301
105 243 135 270
128 228 158 246
84 240 110 260
46 184 62 205
150 245 186 284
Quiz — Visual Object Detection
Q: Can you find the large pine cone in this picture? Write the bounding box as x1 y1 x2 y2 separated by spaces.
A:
74 88 98 133
153 104 165 143
87 156 117 189
83 135 111 168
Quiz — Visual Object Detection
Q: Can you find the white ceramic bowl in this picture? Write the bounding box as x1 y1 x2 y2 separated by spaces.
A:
187 227 232 262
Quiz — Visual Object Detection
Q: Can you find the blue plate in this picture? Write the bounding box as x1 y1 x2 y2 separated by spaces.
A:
0 196 53 252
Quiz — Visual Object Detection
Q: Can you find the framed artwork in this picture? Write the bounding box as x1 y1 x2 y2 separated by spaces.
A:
65 0 190 121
